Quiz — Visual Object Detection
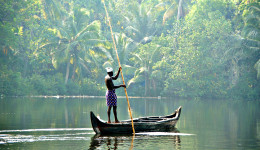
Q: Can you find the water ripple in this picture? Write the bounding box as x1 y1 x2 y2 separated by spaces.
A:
0 128 94 144
0 134 92 144
0 128 93 133
135 132 194 136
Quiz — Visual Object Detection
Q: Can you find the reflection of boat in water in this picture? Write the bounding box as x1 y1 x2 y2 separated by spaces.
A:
88 129 181 150
90 106 182 134
88 134 121 150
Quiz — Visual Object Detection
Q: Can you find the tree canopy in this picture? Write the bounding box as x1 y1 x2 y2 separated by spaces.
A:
0 0 259 100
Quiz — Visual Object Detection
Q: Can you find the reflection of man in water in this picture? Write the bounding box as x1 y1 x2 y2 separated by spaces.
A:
89 134 119 150
105 67 126 123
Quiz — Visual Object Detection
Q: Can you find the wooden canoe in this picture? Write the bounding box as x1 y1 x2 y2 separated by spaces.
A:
90 106 182 134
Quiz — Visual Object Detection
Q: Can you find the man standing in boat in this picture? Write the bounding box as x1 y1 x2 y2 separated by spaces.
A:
105 67 126 123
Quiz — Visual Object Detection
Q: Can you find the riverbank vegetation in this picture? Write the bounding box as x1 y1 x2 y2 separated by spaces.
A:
0 0 259 99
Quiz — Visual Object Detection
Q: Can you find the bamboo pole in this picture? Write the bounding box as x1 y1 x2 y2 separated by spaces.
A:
102 0 135 134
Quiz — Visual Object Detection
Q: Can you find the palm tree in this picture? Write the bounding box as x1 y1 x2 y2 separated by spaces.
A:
40 0 64 23
102 32 136 68
40 4 101 84
242 2 260 78
220 1 259 84
127 43 162 96
163 0 191 24
122 3 160 43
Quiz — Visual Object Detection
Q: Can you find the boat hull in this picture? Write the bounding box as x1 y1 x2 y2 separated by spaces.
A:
90 106 182 134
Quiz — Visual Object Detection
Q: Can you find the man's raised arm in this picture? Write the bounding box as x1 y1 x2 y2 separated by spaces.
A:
112 67 121 80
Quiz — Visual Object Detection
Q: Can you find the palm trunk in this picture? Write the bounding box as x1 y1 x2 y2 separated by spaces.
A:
72 62 76 80
177 0 184 20
152 79 156 96
23 56 28 77
145 72 150 96
145 73 148 96
145 56 148 96
65 60 70 84
230 59 239 86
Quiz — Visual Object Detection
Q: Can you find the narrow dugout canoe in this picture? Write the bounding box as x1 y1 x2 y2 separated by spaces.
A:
90 106 182 134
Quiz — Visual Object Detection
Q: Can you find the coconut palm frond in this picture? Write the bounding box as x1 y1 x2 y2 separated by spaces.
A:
121 64 136 75
131 53 143 64
150 45 161 64
163 3 176 24
75 20 101 41
254 59 260 79
103 61 114 69
127 73 144 87
98 46 114 61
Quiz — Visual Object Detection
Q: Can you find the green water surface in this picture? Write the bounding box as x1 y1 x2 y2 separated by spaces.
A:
0 97 259 149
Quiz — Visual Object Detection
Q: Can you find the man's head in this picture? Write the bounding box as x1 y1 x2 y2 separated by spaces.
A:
106 67 113 76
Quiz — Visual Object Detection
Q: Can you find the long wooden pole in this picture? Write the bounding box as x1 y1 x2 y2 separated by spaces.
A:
102 0 135 134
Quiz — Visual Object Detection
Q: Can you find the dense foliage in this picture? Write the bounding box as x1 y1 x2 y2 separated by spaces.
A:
0 0 259 99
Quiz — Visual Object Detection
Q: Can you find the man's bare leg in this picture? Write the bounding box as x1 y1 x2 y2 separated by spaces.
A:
113 106 119 123
107 106 112 123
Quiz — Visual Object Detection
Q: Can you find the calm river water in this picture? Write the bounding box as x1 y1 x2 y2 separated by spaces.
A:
0 97 259 149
